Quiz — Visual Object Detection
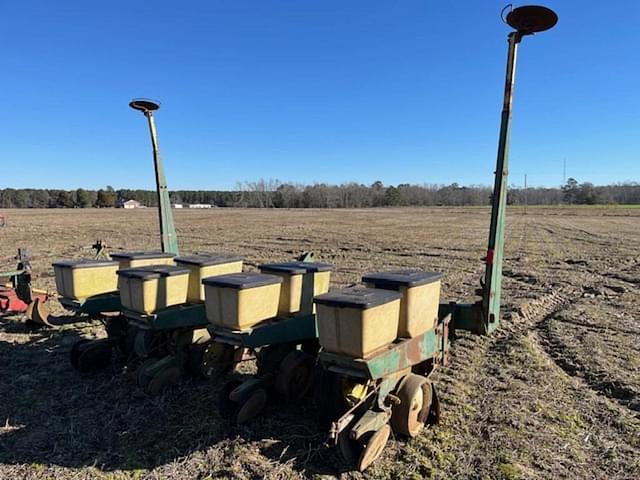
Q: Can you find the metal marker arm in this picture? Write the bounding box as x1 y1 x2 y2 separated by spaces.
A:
482 31 522 334
146 112 179 255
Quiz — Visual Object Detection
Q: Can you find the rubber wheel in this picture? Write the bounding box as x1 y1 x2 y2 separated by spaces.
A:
145 364 183 396
70 339 93 370
235 388 268 424
357 424 391 472
218 379 243 418
75 339 114 374
256 344 295 376
274 350 315 401
390 374 431 437
136 358 160 391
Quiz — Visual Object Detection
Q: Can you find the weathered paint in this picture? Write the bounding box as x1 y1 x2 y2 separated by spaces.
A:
482 31 522 335
209 313 317 348
146 113 179 255
319 315 450 381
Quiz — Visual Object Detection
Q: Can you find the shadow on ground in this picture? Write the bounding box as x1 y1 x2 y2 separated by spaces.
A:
0 320 345 476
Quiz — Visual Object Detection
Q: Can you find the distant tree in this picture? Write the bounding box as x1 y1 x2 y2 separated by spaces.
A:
385 186 401 206
55 191 73 208
31 190 50 208
576 182 600 205
562 178 579 204
13 190 29 208
96 189 116 208
75 188 92 208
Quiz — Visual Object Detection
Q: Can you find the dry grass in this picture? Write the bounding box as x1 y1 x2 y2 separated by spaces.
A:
1 206 639 479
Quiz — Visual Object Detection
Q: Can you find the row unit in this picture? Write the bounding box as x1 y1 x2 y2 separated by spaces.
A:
53 251 443 359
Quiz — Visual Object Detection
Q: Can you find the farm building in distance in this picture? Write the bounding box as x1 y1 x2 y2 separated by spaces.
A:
118 199 141 209
188 203 213 209
172 203 183 208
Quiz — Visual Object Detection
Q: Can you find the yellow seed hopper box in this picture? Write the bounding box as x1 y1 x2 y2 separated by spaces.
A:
203 272 283 331
314 287 402 358
174 253 243 303
109 251 175 269
258 261 333 316
362 270 444 338
52 259 119 300
118 265 190 314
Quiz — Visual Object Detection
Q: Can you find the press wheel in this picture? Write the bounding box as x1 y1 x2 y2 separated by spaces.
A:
235 388 268 424
218 379 243 418
391 374 431 437
338 423 362 464
274 350 315 401
136 358 159 392
357 424 391 472
70 339 92 370
74 338 114 374
145 364 183 396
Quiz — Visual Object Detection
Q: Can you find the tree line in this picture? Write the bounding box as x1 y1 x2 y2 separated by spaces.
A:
1 179 638 209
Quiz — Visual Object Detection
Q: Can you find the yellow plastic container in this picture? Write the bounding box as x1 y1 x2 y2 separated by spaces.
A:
109 251 175 269
362 270 444 338
52 259 119 300
118 265 189 314
258 261 333 316
174 253 243 303
203 272 282 331
314 287 402 358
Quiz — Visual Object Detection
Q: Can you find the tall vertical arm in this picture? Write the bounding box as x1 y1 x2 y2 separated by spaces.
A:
481 32 521 333
146 112 179 255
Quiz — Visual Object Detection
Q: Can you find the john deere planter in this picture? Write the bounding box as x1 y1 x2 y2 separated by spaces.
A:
310 5 559 471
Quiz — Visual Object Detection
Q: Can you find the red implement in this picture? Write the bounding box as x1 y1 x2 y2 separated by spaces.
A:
0 286 47 316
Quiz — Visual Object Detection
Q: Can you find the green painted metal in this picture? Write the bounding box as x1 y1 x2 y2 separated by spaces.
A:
439 301 484 335
350 409 390 441
59 293 121 316
123 303 208 330
319 315 449 381
145 111 179 255
210 313 317 349
481 31 522 335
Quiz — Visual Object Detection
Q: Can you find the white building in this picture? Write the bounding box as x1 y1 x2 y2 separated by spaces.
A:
188 203 213 209
172 203 183 208
119 199 141 209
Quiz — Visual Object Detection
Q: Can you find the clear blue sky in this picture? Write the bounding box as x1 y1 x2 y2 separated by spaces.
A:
0 1 638 190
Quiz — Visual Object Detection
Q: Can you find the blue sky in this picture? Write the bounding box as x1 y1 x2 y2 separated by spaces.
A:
0 1 638 190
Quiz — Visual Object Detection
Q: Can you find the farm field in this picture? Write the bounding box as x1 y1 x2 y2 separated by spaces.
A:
1 206 639 480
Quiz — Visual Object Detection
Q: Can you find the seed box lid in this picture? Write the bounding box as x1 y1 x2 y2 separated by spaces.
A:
259 261 333 275
202 272 283 289
362 270 444 288
314 286 401 309
118 265 189 280
52 259 119 269
175 253 242 267
109 251 175 260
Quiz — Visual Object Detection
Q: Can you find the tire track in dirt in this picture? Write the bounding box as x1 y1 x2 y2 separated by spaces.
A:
467 286 639 479
535 309 640 417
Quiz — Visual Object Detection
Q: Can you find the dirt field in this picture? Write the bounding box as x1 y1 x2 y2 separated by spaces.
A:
1 206 639 480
